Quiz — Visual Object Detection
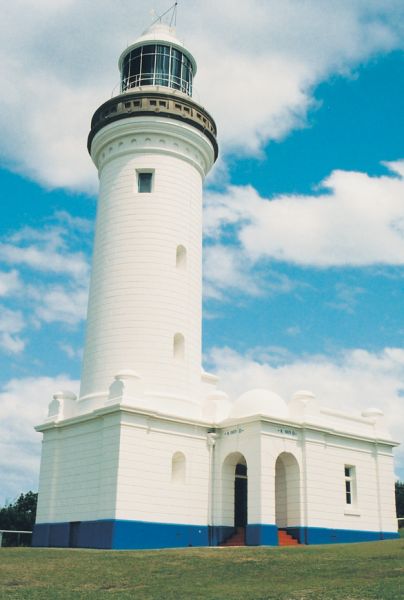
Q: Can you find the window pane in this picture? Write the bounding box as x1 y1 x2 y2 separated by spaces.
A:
138 172 153 193
142 44 156 55
155 51 170 86
345 467 350 477
171 57 182 90
140 51 155 85
156 44 170 56
346 492 351 504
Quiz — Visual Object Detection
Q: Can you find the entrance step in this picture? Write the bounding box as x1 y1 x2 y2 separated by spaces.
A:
278 529 299 546
220 527 246 546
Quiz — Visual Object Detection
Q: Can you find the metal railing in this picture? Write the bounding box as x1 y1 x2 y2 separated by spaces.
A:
0 529 32 547
122 72 192 96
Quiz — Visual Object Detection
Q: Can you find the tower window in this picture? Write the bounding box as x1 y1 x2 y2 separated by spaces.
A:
173 333 185 360
344 465 356 505
137 172 153 193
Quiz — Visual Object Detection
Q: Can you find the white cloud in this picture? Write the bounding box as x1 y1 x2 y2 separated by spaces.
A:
327 283 365 314
0 270 21 297
0 306 25 354
33 285 88 325
203 245 262 299
207 345 404 474
205 161 404 269
0 224 89 280
0 216 90 334
0 375 79 505
59 343 82 360
1 1 404 189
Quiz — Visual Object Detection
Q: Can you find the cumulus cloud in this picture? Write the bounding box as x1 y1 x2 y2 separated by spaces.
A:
0 375 79 505
1 1 404 190
0 213 91 345
204 161 404 270
0 226 89 280
32 285 88 325
207 345 404 474
0 270 21 297
0 306 25 354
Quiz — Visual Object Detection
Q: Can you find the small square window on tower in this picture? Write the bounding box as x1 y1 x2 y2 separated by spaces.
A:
137 171 153 193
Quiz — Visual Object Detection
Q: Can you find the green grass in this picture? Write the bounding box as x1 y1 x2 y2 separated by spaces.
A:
0 539 403 600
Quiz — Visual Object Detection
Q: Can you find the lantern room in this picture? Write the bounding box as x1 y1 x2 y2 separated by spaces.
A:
118 22 197 96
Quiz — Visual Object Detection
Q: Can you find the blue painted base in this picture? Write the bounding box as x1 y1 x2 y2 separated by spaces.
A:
246 524 279 546
33 520 209 550
32 520 399 549
285 526 399 545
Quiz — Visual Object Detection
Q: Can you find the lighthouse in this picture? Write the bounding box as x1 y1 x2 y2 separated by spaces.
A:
33 17 399 550
80 22 218 419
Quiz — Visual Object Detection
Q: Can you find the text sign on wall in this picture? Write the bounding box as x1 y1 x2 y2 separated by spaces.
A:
223 427 245 437
276 426 298 437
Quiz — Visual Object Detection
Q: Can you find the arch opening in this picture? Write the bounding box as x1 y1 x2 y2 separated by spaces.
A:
171 451 186 484
173 333 185 360
275 452 301 529
176 245 187 269
222 452 248 529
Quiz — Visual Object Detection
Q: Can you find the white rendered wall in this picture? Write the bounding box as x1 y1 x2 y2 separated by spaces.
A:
301 430 397 533
35 414 120 524
80 117 215 417
114 413 210 525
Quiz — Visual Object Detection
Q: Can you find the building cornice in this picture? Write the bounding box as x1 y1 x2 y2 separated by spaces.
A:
35 403 399 448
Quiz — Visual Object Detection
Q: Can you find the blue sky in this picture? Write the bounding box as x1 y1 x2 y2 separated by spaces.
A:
1 0 404 504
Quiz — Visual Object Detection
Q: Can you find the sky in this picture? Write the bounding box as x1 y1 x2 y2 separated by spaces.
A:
1 0 404 505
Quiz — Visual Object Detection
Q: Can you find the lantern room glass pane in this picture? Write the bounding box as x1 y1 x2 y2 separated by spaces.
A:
121 44 193 96
155 50 170 86
141 52 155 85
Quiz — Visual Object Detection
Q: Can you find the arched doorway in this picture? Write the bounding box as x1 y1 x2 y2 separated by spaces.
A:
234 463 247 527
275 452 301 528
222 453 248 529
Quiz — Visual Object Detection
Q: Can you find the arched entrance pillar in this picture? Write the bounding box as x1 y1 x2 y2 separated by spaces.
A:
275 452 301 535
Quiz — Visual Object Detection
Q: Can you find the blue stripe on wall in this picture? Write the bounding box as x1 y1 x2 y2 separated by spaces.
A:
285 526 399 545
246 524 279 546
32 520 399 549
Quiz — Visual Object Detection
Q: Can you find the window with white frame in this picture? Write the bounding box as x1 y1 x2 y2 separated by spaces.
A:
344 465 356 505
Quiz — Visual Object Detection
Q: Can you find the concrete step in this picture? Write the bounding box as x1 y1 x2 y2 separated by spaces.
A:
220 527 246 547
278 530 299 546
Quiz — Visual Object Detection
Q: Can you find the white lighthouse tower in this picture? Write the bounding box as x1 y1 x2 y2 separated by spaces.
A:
33 15 399 550
80 22 218 419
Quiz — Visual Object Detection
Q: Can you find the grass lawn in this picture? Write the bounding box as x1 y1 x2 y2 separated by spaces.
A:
0 538 403 600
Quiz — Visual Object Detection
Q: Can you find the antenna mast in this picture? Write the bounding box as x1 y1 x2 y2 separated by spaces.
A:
150 2 178 28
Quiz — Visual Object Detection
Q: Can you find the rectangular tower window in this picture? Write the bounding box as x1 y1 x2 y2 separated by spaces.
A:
137 172 153 193
344 466 356 505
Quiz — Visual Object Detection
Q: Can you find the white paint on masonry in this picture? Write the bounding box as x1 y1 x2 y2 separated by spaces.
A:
35 23 399 540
